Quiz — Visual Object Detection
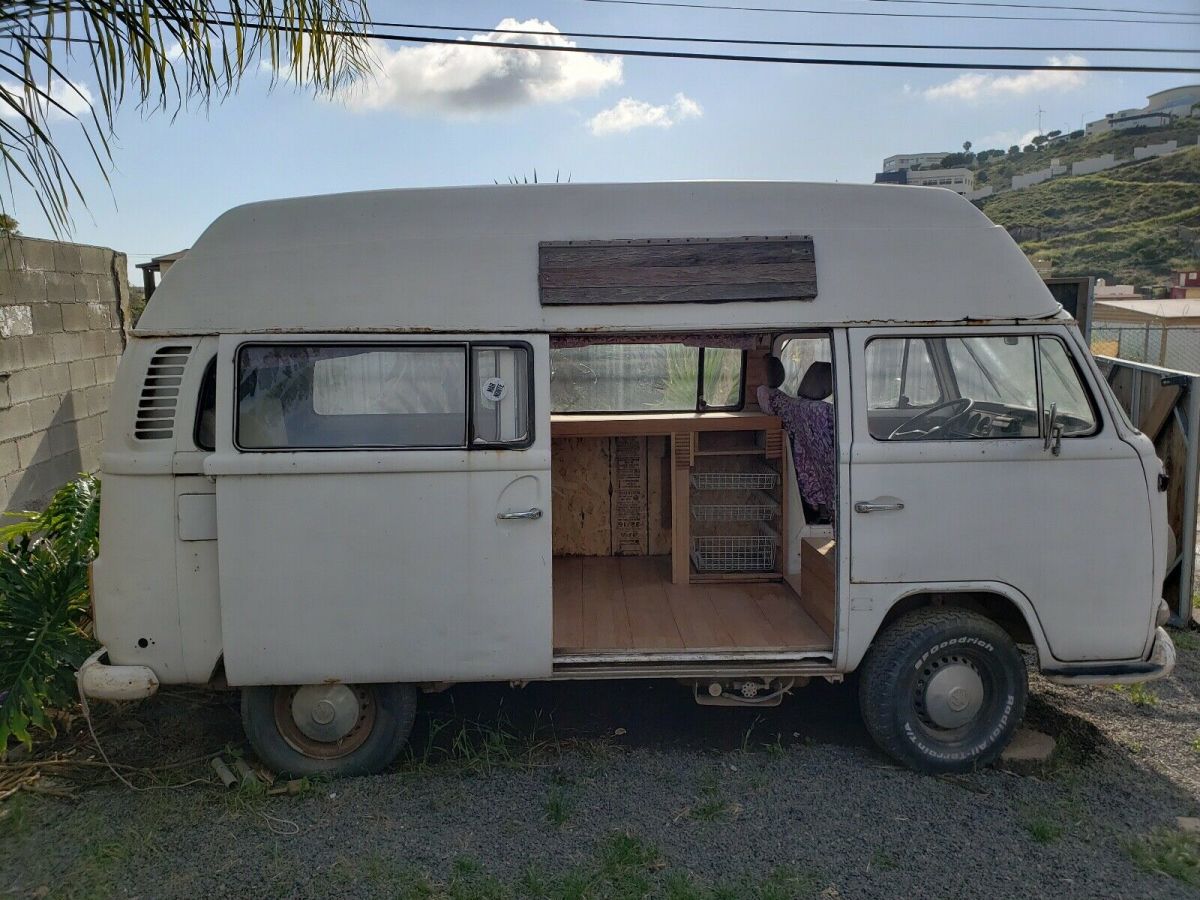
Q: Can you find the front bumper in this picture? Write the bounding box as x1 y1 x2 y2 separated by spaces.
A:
77 647 160 701
1043 627 1177 686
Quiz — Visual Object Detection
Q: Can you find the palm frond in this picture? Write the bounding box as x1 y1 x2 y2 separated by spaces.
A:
0 2 373 235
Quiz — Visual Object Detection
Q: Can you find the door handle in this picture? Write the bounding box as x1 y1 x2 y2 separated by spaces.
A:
497 508 543 521
854 500 904 513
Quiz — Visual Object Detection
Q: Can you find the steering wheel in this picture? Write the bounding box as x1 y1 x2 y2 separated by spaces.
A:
889 397 974 440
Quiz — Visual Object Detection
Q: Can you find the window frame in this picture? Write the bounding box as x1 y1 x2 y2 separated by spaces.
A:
193 355 218 452
549 343 746 416
469 340 537 450
863 332 1102 443
233 340 536 453
1037 335 1101 439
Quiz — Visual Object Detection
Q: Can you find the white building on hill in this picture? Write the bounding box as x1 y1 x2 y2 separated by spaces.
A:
1086 84 1200 136
881 152 952 172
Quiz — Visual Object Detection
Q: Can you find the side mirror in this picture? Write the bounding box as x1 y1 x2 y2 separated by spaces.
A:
1043 402 1063 456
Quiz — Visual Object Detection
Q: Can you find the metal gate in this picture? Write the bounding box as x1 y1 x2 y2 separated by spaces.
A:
1097 355 1200 625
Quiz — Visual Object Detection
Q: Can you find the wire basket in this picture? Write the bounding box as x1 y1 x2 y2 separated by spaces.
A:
690 534 777 572
690 471 779 491
691 493 779 522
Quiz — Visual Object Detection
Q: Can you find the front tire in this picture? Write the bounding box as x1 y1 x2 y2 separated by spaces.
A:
859 608 1027 774
241 682 417 777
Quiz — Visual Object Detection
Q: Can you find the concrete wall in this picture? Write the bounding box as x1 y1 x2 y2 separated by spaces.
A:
1072 153 1118 176
0 237 129 510
1134 140 1178 160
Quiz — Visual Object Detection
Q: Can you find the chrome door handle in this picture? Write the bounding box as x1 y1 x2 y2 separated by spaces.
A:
497 508 543 521
854 501 904 513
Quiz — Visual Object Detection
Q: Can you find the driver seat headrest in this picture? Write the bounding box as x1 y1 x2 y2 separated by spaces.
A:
798 361 833 400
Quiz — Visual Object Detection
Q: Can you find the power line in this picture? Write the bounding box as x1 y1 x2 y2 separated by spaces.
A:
347 15 1200 55
574 0 1200 26
204 17 1200 73
857 0 1200 18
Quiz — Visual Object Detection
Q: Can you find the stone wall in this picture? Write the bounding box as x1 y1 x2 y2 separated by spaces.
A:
0 237 129 510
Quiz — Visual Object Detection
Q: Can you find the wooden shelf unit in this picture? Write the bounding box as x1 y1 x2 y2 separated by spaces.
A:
670 419 786 585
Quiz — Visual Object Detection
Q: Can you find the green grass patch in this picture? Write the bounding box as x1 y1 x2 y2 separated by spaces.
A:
1111 683 1160 707
1024 818 1065 844
1126 828 1200 887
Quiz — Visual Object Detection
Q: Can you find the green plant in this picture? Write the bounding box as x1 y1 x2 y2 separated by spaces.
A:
1126 828 1200 887
1024 818 1065 844
1111 683 1159 707
0 474 100 752
0 214 17 235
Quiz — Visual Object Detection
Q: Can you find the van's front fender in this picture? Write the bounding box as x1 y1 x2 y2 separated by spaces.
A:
839 581 1056 672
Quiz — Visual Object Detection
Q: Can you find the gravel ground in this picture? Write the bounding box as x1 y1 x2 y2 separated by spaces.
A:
3 633 1200 899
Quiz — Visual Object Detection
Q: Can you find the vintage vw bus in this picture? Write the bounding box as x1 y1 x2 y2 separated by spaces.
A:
80 182 1175 776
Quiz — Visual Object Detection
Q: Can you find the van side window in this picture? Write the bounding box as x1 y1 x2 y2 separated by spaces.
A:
1039 338 1098 436
472 345 532 447
236 344 467 450
194 356 217 451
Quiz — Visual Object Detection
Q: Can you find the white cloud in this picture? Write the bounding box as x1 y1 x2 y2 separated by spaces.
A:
338 18 622 115
587 93 702 136
922 56 1089 102
0 78 93 122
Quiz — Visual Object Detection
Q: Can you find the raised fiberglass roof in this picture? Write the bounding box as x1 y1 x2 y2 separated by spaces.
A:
134 181 1060 335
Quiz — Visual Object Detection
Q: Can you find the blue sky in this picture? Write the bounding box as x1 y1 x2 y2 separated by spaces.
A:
5 0 1199 273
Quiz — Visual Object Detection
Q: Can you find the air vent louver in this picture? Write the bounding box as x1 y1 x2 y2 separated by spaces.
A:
135 345 192 440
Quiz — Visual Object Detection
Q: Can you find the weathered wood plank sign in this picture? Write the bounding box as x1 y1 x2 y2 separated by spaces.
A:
538 236 816 306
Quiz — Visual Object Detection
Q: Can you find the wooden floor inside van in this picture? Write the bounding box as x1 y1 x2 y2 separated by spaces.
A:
552 556 831 654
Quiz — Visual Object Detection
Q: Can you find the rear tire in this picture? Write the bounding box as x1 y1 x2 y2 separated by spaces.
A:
241 682 417 778
858 608 1027 774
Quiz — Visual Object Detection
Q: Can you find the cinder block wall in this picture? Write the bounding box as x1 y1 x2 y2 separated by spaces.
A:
0 236 130 510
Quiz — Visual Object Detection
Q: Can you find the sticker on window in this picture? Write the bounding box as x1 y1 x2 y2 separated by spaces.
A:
481 376 508 403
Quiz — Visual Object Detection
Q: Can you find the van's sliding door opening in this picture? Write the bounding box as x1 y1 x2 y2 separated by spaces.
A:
547 332 838 666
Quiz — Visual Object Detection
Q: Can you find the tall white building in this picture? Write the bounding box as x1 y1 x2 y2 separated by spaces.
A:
881 152 953 173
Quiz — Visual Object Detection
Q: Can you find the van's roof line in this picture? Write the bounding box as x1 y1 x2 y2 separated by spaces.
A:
135 181 1060 334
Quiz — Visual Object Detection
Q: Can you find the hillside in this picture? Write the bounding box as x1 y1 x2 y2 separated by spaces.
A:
976 145 1200 292
968 118 1200 192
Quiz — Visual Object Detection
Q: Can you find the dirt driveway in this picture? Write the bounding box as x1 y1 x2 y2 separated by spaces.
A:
3 634 1200 899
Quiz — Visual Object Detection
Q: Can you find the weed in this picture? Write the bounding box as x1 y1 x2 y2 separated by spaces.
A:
1172 629 1200 653
544 782 575 828
1125 828 1200 887
1190 736 1200 754
1025 818 1065 844
402 710 567 776
687 795 740 823
597 830 664 874
740 715 764 754
869 850 898 871
764 734 786 757
1111 683 1159 707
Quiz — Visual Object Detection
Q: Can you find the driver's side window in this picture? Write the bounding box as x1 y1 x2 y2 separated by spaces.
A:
866 335 1059 441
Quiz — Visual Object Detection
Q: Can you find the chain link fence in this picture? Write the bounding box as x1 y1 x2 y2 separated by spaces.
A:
1091 324 1200 376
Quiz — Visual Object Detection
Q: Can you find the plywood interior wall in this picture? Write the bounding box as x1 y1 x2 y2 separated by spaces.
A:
552 436 671 556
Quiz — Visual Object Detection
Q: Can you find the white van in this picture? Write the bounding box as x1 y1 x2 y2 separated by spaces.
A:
81 182 1175 776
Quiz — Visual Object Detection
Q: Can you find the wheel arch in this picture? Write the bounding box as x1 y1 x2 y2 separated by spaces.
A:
843 582 1054 672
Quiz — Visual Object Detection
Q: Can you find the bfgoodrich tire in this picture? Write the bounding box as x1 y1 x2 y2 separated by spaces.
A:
858 608 1027 774
241 682 417 778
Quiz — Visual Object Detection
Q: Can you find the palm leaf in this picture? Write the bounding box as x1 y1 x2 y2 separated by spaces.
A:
0 1 373 235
